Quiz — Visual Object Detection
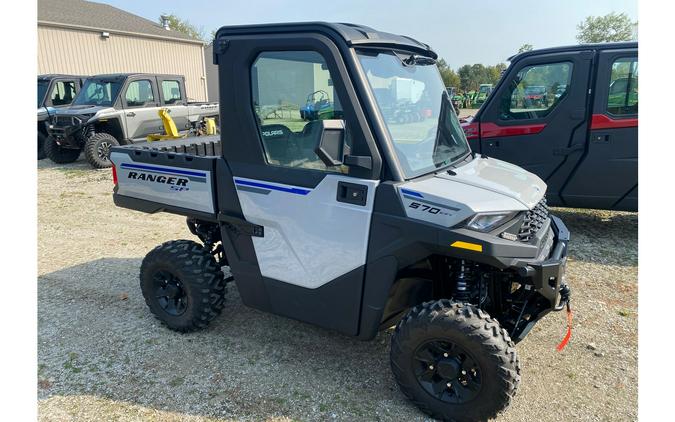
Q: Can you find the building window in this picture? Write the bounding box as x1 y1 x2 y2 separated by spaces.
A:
161 80 182 104
251 50 345 172
607 58 638 116
125 80 154 107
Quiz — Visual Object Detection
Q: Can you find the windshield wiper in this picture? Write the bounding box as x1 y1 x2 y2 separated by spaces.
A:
402 54 436 66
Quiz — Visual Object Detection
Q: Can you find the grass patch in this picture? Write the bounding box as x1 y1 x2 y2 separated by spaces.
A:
63 352 82 373
169 376 185 387
57 168 90 179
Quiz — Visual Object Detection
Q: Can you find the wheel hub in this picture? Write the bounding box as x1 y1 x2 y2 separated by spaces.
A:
436 358 461 379
152 270 188 316
97 141 111 160
413 340 482 404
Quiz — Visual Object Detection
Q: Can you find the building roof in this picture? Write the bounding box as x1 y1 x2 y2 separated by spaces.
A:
38 0 201 44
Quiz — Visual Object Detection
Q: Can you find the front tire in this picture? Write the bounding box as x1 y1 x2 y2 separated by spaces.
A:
390 300 520 422
84 132 119 169
43 136 81 164
140 240 227 332
37 132 48 160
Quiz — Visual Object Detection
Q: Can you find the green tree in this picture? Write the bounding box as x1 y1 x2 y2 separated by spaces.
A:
576 12 637 43
159 14 206 41
436 59 460 88
518 44 533 53
487 63 507 85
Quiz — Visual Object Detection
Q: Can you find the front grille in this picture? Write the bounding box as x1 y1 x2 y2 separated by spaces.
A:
518 196 549 242
53 116 81 127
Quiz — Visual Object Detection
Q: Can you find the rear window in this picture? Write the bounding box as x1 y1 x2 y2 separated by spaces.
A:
607 58 638 116
161 80 182 104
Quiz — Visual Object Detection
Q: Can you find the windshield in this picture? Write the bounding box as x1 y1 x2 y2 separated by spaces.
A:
357 50 471 178
73 79 123 106
38 80 49 107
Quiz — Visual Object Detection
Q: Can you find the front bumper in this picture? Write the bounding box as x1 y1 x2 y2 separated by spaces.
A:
518 215 570 311
46 116 89 149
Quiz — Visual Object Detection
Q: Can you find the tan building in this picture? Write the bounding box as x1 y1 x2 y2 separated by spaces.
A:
38 0 208 101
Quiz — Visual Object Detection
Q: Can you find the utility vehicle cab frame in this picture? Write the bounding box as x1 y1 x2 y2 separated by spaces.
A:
112 22 571 422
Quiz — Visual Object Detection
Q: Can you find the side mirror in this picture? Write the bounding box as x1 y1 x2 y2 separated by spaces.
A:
315 120 347 167
314 119 373 170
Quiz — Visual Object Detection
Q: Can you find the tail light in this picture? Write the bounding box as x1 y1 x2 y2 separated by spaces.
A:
463 122 479 140
112 164 118 185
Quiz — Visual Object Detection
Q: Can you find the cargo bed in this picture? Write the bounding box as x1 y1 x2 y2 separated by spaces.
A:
111 135 224 221
122 135 222 157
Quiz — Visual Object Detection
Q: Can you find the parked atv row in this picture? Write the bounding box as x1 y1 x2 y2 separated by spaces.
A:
38 73 218 168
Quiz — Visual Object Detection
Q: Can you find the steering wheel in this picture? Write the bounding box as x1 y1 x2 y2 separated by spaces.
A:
307 90 329 104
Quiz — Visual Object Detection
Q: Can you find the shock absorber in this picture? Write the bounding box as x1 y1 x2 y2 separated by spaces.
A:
452 259 476 302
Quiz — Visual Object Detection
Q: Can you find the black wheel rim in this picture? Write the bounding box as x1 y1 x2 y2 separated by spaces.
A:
97 141 111 161
413 339 482 404
152 270 188 316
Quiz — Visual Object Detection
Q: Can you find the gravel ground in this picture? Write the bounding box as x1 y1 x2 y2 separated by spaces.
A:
37 157 638 421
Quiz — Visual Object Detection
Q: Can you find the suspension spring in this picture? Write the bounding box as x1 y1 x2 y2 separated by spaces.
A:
453 259 476 302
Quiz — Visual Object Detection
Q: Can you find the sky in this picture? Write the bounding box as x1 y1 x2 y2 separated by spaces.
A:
99 0 637 69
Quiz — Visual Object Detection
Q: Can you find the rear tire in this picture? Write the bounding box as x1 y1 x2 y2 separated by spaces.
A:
43 136 80 164
84 132 119 169
140 240 227 332
390 300 520 422
37 132 48 160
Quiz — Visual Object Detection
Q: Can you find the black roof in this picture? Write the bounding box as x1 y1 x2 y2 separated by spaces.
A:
215 22 437 58
38 74 87 81
86 73 185 80
508 41 637 62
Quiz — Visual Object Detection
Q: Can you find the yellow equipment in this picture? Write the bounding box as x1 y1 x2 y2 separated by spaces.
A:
203 117 217 135
147 108 187 142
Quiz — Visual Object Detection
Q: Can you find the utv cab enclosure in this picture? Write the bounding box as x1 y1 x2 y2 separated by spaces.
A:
37 74 86 159
463 42 638 211
111 23 571 422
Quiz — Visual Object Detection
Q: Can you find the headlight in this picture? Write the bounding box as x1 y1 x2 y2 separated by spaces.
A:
466 212 517 232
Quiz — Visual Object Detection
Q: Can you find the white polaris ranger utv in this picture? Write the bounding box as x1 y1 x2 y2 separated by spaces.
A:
110 22 571 422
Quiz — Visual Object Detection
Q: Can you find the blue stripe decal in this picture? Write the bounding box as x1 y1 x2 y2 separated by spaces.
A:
401 188 423 198
120 163 207 178
234 179 311 196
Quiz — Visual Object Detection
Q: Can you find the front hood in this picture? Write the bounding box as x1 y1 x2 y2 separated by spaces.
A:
397 156 546 228
435 156 546 209
53 105 113 116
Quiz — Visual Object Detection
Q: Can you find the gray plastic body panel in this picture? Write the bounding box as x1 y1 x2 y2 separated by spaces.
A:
111 149 216 214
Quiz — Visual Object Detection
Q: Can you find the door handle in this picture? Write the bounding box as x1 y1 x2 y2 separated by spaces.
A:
487 140 500 148
126 112 136 117
337 181 368 206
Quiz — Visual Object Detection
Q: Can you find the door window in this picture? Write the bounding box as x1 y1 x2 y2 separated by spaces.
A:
161 80 182 104
251 50 345 172
607 58 638 115
51 81 77 106
501 62 573 120
125 80 155 107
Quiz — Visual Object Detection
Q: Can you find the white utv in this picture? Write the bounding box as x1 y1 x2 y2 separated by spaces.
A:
45 73 218 168
110 23 571 422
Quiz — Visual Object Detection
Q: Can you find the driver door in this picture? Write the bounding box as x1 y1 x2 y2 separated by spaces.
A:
122 77 162 141
215 34 381 335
